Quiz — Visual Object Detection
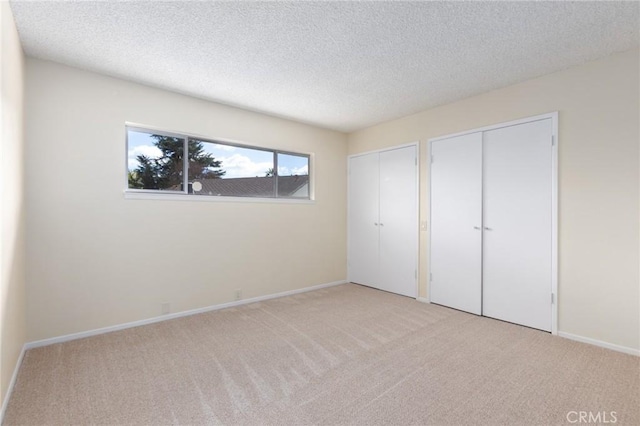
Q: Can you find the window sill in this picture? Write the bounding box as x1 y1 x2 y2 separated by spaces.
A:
123 191 315 204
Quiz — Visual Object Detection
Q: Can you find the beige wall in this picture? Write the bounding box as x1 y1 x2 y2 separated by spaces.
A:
0 1 27 404
17 38 640 352
348 49 640 351
25 59 347 341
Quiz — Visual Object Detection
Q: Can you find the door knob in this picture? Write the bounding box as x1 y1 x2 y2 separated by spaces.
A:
379 223 384 227
473 226 481 230
374 222 378 226
484 227 492 231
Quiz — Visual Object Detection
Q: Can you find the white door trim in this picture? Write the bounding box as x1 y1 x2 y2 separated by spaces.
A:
348 141 420 159
429 112 557 143
550 113 559 335
428 113 558 335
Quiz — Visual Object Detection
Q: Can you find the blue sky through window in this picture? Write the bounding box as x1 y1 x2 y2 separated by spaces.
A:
127 130 308 179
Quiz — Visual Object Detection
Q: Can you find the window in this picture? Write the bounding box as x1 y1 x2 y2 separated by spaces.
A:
126 126 311 200
277 152 309 198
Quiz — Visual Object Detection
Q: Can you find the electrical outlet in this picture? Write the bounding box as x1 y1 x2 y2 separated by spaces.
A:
161 302 170 315
235 289 242 301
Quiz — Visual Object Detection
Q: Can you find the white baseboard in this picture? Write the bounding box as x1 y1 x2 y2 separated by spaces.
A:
0 344 26 423
558 331 639 356
26 280 348 350
411 300 636 356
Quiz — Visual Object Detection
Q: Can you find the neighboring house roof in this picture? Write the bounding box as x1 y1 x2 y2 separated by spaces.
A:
192 175 309 197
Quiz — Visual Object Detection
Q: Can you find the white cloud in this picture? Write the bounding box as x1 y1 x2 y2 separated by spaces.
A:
278 164 308 176
218 154 272 178
127 145 162 170
292 164 308 175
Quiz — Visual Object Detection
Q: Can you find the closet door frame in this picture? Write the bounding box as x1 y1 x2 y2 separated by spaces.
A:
347 141 420 298
427 112 558 335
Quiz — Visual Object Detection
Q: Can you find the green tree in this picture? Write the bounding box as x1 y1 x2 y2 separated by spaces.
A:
128 136 225 190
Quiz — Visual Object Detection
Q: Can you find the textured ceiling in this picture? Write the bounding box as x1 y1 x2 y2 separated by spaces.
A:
9 1 640 132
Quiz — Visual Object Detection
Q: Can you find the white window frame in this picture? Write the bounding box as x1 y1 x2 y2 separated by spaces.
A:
124 123 314 203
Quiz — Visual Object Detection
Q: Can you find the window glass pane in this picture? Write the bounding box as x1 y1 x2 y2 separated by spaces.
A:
126 127 312 200
127 130 184 191
189 140 275 197
277 153 309 198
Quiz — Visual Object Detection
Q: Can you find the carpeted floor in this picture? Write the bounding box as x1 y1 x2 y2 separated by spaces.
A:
4 284 639 425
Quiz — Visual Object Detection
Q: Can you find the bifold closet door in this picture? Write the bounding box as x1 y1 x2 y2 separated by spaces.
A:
430 133 483 314
379 146 417 297
348 153 380 288
482 119 553 331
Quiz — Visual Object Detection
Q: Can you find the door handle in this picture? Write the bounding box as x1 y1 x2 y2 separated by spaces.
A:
374 223 379 226
380 223 384 227
484 227 492 231
473 226 481 230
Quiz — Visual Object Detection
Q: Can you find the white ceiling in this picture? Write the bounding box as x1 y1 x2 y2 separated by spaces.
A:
9 1 639 132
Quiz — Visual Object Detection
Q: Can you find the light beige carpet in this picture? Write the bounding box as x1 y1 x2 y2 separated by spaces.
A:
4 284 639 425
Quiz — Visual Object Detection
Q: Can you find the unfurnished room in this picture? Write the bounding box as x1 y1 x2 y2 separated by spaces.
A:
0 1 639 425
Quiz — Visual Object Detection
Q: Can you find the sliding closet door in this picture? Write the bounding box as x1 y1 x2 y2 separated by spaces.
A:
430 133 483 314
348 153 380 287
482 119 553 331
379 146 417 297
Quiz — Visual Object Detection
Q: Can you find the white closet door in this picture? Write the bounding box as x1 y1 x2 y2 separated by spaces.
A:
430 133 483 314
379 146 417 297
482 119 552 331
348 153 380 288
